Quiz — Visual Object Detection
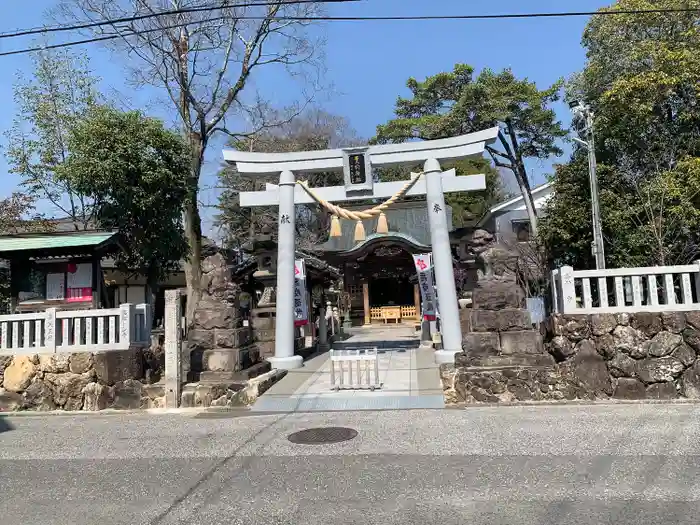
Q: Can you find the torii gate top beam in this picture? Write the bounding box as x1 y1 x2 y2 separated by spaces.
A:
223 126 499 175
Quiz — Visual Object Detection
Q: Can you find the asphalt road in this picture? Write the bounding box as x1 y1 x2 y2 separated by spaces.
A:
2 404 700 524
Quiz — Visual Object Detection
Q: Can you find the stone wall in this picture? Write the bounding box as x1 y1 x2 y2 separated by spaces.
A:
442 310 700 404
545 312 700 400
0 346 165 412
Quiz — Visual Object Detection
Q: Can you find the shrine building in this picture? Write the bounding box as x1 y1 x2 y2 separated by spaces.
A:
319 200 453 326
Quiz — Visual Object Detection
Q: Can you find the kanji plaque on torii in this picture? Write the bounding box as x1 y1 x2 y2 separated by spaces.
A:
223 127 499 369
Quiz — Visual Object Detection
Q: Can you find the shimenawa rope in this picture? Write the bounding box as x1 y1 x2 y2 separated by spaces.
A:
295 172 423 241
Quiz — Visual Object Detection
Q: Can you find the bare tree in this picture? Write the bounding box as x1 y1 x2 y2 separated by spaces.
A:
216 107 362 252
55 0 326 322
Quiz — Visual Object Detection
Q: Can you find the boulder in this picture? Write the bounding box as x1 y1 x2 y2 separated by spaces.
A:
0 388 23 411
22 378 56 411
567 343 613 396
551 315 590 342
594 334 616 360
111 379 143 410
3 356 37 392
615 313 631 326
661 312 686 334
69 353 94 374
612 325 644 355
38 353 71 373
549 335 575 360
647 382 678 400
672 343 696 367
682 328 700 353
44 372 93 410
608 353 636 378
613 378 646 399
632 313 663 337
591 314 617 336
680 362 700 398
636 357 684 384
647 331 682 357
685 311 700 330
82 382 114 411
93 348 143 385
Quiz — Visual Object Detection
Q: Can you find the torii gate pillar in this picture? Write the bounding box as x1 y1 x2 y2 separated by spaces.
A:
424 158 462 362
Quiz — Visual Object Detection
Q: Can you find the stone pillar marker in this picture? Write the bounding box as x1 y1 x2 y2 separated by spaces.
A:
317 304 329 352
226 126 499 365
164 289 182 408
269 170 303 370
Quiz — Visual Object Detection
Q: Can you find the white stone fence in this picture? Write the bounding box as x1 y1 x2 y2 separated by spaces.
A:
552 263 700 315
0 303 152 355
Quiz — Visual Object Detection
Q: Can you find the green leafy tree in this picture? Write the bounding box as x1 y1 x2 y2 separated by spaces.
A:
374 64 567 235
5 50 99 227
543 0 700 269
571 0 700 173
57 106 190 298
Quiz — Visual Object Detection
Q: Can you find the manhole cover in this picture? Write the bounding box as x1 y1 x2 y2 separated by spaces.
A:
287 427 358 445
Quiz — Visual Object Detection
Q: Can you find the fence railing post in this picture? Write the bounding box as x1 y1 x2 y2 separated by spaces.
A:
45 308 57 353
559 266 577 314
119 303 135 346
164 290 182 408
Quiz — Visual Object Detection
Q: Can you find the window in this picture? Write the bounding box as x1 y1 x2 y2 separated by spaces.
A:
511 220 531 242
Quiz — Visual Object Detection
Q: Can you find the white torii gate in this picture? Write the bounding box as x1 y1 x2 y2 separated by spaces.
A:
223 126 499 369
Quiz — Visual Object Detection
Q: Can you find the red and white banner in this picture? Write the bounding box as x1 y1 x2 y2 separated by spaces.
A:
294 259 309 327
413 253 436 321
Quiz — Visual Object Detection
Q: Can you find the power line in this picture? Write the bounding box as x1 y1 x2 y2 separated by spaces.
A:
1 7 698 58
0 0 358 40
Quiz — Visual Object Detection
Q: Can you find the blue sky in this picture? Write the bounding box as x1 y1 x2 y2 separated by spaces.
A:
0 0 611 237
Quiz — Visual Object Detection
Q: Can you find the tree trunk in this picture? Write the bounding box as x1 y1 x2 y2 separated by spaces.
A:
184 137 204 327
514 164 539 238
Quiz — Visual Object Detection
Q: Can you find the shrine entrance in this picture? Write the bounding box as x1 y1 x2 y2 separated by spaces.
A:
327 236 425 326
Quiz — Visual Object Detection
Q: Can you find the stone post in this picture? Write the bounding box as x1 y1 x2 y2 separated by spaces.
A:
270 170 303 370
424 158 462 364
558 266 577 314
164 290 182 408
119 303 135 347
44 307 57 353
326 301 335 336
317 304 329 351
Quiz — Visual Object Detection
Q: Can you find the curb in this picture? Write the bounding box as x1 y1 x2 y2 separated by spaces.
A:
0 407 212 418
446 398 700 409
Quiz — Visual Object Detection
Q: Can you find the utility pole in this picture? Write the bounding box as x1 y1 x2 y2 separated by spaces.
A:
570 101 606 270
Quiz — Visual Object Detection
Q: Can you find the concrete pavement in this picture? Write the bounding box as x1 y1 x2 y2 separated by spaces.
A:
2 404 700 524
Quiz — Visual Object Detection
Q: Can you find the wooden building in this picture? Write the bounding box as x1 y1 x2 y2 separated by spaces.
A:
320 200 452 326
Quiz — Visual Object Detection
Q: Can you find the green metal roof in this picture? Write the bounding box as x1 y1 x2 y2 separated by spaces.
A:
0 232 117 253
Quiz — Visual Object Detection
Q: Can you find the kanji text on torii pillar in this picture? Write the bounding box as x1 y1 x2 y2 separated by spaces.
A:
222 127 499 369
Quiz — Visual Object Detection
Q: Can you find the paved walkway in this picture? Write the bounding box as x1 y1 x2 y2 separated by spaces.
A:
252 325 444 411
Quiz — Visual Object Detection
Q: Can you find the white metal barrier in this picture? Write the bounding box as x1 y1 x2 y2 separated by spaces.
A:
552 263 700 314
0 303 152 355
329 348 382 391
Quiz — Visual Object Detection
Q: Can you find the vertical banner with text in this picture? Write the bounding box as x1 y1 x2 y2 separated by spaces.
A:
294 259 309 327
413 253 436 321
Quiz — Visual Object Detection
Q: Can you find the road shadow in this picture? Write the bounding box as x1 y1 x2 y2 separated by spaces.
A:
0 416 15 434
